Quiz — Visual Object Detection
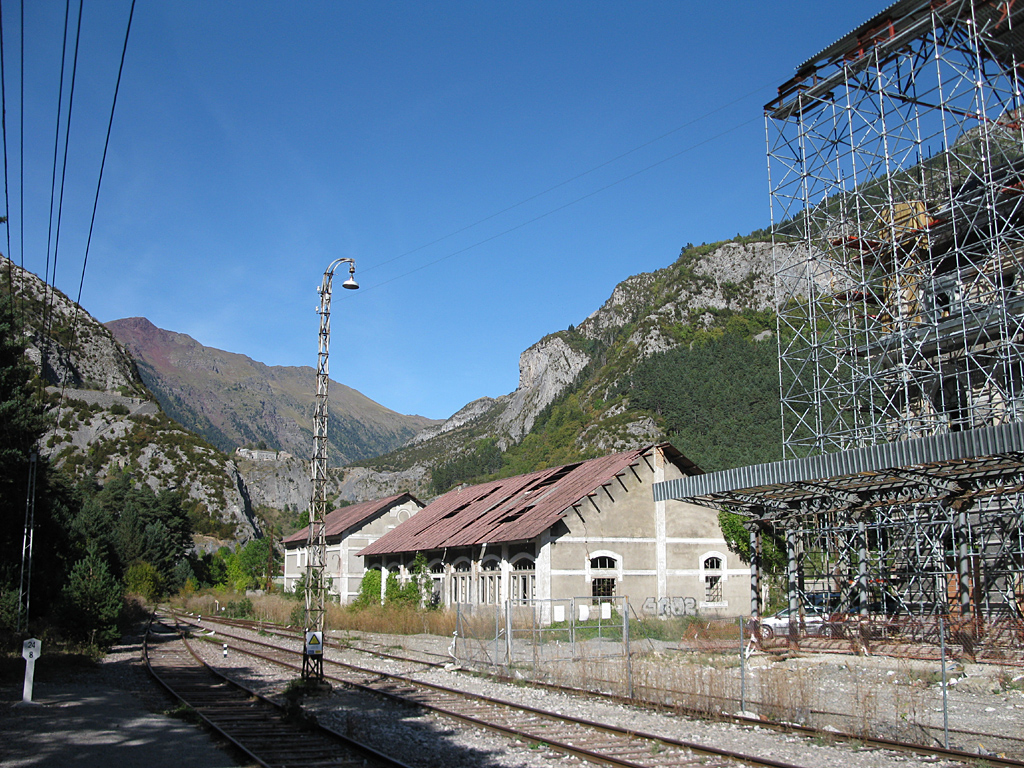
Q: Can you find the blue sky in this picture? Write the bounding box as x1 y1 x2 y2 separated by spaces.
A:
6 1 883 421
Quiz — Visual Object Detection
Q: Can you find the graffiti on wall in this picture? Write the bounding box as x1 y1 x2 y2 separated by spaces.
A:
642 596 698 617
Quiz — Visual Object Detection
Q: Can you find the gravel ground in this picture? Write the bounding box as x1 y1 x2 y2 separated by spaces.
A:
186 621 1024 768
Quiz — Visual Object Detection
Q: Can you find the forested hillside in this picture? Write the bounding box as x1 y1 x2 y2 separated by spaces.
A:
355 234 796 500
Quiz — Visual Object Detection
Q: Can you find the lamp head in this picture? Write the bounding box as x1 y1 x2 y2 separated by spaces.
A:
342 264 359 290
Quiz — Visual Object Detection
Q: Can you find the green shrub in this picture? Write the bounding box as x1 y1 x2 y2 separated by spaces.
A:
222 597 254 619
124 561 164 602
61 545 124 646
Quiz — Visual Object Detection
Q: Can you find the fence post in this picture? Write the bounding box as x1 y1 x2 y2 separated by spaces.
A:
505 599 513 669
624 597 632 699
740 617 746 713
494 601 500 668
531 600 538 673
570 597 576 659
939 616 949 749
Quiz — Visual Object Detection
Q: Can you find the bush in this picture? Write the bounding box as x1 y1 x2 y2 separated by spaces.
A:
124 561 164 602
222 597 254 619
352 569 382 608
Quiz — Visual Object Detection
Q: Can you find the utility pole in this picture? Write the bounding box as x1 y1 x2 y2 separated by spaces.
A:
17 452 38 633
303 258 358 682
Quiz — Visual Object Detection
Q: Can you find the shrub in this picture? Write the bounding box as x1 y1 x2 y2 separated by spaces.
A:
352 569 382 608
222 597 254 619
124 561 164 602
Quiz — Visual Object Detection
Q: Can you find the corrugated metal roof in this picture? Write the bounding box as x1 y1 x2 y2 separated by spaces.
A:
283 492 421 546
652 422 1024 517
768 0 1024 119
359 443 697 557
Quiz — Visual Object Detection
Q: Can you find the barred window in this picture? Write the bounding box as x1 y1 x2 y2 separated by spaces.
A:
592 577 615 598
703 555 723 603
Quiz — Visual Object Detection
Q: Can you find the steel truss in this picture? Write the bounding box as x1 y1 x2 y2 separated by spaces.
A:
762 0 1024 637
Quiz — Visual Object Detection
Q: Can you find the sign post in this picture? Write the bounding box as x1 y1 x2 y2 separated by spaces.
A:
303 630 323 682
22 638 41 703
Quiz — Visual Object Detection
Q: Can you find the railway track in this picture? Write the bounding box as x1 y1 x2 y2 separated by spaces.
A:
184 611 1024 763
168 610 1024 768
144 617 414 768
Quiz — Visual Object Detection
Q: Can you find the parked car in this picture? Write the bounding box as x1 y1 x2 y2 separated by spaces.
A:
749 607 835 640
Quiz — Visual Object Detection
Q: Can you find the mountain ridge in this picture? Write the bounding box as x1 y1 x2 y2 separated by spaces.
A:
106 316 440 467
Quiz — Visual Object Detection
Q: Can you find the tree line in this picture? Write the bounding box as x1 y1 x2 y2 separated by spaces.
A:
0 295 277 647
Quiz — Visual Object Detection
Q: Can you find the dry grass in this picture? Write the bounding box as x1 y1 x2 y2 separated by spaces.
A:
170 590 458 636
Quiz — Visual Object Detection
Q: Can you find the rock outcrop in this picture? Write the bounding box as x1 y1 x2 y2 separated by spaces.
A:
3 255 261 542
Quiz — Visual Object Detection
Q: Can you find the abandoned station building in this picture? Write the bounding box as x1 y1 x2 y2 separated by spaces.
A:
358 443 748 618
283 493 424 602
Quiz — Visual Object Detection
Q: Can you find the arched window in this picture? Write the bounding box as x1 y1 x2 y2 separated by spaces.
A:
478 558 500 605
589 554 618 598
510 556 535 603
450 560 472 604
703 555 724 603
427 561 444 607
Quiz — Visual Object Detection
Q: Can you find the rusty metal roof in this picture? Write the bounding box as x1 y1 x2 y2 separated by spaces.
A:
283 492 422 547
359 443 700 557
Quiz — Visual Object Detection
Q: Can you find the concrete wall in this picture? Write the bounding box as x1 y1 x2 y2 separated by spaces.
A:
364 446 750 621
283 498 421 602
550 447 748 619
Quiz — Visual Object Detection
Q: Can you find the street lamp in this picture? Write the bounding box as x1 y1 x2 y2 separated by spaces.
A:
303 257 358 683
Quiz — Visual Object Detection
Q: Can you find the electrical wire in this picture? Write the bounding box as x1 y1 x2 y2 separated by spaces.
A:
41 0 83 353
361 115 762 294
42 0 71 296
59 0 135 410
361 81 776 278
0 0 13 319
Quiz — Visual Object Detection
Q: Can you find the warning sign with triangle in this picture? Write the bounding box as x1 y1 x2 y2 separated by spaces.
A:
304 631 323 656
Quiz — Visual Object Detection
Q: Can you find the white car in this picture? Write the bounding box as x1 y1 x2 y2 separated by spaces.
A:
752 607 831 639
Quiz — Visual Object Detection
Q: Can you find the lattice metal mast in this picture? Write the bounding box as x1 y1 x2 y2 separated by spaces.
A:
303 258 358 682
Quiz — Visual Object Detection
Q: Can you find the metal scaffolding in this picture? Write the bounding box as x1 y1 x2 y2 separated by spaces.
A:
762 0 1024 638
768 0 1024 454
651 0 1024 655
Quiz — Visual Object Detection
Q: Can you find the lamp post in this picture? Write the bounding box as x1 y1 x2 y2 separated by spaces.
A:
303 258 358 683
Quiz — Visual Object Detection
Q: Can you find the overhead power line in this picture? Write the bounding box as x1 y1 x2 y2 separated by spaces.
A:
359 78 777 283
362 115 762 294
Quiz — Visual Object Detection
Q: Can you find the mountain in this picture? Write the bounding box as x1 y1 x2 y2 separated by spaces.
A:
339 234 812 500
105 317 440 467
1 254 261 543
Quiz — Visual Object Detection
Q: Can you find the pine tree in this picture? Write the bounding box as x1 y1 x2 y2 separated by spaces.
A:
62 543 123 646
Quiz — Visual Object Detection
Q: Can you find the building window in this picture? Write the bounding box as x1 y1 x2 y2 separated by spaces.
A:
478 559 500 605
590 554 617 599
428 561 445 606
704 555 723 603
510 557 535 603
450 560 471 604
